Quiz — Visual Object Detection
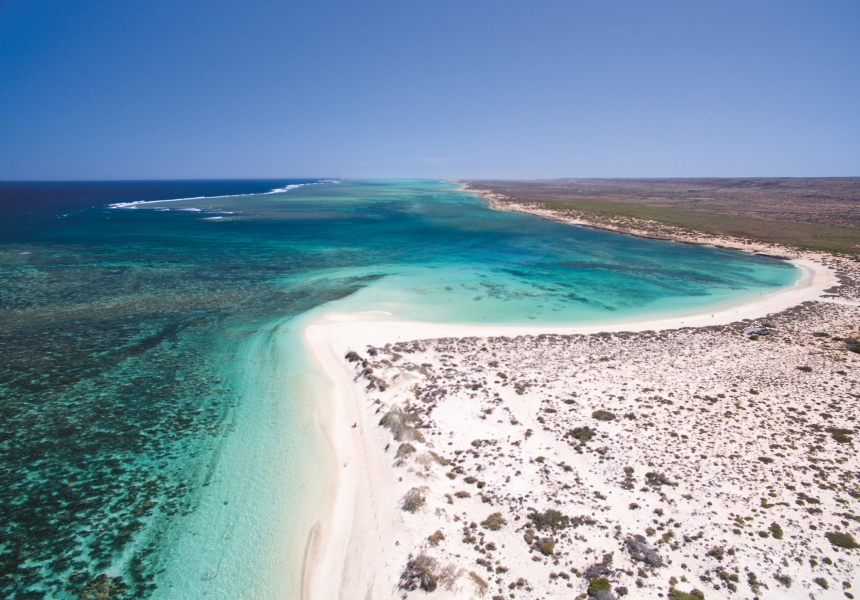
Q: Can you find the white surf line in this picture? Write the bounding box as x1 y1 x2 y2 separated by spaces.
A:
108 181 337 209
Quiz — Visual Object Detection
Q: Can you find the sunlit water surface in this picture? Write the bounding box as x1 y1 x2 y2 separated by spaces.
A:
0 180 797 598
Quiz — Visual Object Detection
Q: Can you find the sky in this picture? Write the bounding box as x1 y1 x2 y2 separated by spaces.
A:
0 1 858 180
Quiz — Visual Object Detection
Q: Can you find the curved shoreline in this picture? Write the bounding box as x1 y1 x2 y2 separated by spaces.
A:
459 182 811 259
301 250 836 598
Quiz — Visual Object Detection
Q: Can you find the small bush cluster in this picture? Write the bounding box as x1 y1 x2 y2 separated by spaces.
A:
380 407 424 442
747 571 761 594
399 554 438 592
645 472 675 487
768 522 784 540
566 426 596 443
523 528 535 545
827 427 854 444
401 487 427 513
428 530 445 546
587 577 611 595
716 568 738 591
668 589 704 600
826 531 860 549
621 466 635 490
592 410 616 421
625 535 663 567
480 512 507 531
529 509 570 531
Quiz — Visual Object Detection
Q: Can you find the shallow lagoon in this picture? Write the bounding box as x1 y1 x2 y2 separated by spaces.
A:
0 180 797 598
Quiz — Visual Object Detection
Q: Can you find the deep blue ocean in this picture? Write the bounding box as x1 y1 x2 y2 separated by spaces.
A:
0 179 797 598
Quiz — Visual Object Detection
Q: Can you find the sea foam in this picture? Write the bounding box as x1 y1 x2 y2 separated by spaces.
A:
107 181 331 209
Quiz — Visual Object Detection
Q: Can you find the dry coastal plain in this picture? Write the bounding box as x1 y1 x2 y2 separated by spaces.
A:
305 181 860 600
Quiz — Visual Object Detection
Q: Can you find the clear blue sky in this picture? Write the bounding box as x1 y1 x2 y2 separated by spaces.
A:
1 1 857 179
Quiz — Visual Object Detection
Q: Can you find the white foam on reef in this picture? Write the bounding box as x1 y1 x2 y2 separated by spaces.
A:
109 196 208 208
267 184 306 193
267 180 340 193
108 180 337 209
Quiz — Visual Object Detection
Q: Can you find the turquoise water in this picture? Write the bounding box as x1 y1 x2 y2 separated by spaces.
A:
0 179 797 598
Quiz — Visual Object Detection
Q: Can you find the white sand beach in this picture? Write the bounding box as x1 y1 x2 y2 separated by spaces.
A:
302 243 860 600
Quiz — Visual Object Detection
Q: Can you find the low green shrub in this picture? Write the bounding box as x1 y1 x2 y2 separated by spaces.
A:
592 410 616 421
567 426 596 443
529 509 570 531
826 531 859 549
480 512 506 531
668 589 704 600
769 522 784 540
826 427 853 444
523 529 535 544
587 577 611 595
